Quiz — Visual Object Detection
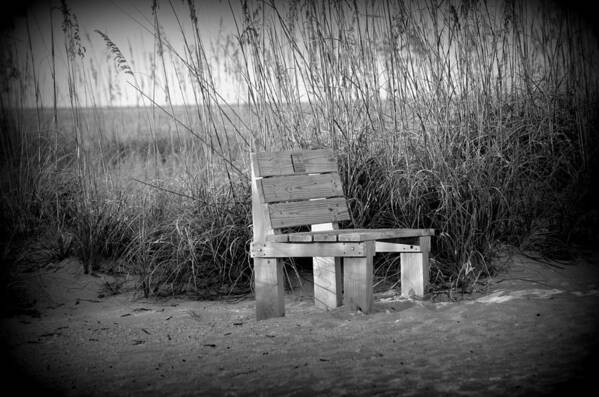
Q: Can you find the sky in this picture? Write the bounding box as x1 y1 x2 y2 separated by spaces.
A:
4 0 244 107
2 0 598 108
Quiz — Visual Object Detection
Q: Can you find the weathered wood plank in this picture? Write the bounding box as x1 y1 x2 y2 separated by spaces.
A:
267 232 336 242
265 228 435 242
259 173 344 203
287 234 314 242
268 197 350 229
375 242 421 252
313 256 342 309
312 223 342 310
337 228 435 241
250 154 275 242
312 233 339 242
251 242 368 257
267 234 291 243
418 236 431 252
265 237 426 250
253 149 338 177
254 258 285 320
400 251 429 298
343 249 374 313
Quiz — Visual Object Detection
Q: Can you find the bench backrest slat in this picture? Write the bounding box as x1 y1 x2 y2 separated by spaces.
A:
268 197 350 229
251 149 350 233
259 173 344 203
252 149 338 177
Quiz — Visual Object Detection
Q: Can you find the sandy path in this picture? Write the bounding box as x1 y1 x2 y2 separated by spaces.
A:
2 252 598 396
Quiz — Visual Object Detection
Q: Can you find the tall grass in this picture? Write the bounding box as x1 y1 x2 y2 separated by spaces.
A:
230 0 599 289
1 0 598 302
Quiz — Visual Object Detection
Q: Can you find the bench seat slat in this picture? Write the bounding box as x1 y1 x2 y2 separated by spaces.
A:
337 228 435 241
265 228 435 242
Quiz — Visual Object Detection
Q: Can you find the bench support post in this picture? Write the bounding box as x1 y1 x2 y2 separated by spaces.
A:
343 242 374 313
400 236 430 298
254 258 285 320
312 223 342 310
313 256 342 309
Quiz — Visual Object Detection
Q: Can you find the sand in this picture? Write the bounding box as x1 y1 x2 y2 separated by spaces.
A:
2 251 598 396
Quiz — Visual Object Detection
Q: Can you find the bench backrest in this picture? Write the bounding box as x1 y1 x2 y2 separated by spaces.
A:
250 149 350 240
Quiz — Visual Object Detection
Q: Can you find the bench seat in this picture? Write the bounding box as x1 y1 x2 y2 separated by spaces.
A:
266 228 435 242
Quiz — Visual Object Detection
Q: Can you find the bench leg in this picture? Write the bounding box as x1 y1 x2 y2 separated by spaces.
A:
313 256 342 310
400 236 431 298
254 258 285 320
400 251 429 298
343 255 373 313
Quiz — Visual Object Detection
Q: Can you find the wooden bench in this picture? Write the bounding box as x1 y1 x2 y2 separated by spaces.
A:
250 149 434 320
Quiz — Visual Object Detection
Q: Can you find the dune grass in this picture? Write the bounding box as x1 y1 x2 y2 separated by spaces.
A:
1 0 598 301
